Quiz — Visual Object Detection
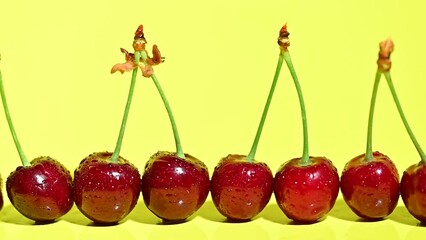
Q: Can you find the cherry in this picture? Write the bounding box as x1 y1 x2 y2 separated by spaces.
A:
7 157 73 222
272 24 339 222
340 39 400 220
401 163 426 222
73 152 140 224
210 154 273 221
0 70 73 222
132 25 210 223
141 151 209 223
340 151 399 219
210 24 296 222
72 26 147 224
274 157 339 222
372 40 426 223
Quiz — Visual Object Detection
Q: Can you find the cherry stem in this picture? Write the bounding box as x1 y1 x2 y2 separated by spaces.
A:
140 51 185 159
0 70 30 166
246 54 284 162
364 70 382 161
383 71 426 162
110 51 141 163
282 50 310 165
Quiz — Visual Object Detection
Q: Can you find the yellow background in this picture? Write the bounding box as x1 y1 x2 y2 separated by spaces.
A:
1 0 426 239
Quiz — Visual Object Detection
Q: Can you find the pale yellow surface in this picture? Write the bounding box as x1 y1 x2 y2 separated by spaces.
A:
1 0 426 239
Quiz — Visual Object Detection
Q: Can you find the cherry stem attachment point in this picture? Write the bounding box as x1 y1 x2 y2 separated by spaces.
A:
0 70 30 166
140 51 185 159
282 50 310 165
383 71 426 163
246 53 284 162
110 51 141 163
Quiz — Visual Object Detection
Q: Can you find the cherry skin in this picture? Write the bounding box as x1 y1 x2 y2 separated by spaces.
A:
73 151 141 224
274 156 339 222
340 151 400 220
400 162 426 222
6 156 73 222
210 154 273 221
141 151 210 223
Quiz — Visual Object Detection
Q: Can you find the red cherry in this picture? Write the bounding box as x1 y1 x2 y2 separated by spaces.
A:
6 156 73 222
141 151 210 223
340 151 400 219
73 152 141 224
400 162 426 222
274 156 339 222
210 154 274 221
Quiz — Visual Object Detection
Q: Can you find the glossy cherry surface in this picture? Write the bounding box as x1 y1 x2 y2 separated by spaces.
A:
6 156 73 222
141 151 210 223
340 151 399 219
73 151 141 224
400 162 426 222
274 156 339 222
210 154 273 221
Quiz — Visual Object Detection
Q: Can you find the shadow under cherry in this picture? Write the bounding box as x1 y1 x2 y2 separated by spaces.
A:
0 204 38 225
388 205 424 227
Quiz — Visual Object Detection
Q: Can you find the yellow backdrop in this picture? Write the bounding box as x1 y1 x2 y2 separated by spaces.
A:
0 0 426 239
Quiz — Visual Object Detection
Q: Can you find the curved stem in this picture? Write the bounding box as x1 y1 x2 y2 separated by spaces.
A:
383 71 426 162
140 51 185 159
365 70 382 161
246 54 284 162
282 51 310 165
110 52 140 163
0 70 30 166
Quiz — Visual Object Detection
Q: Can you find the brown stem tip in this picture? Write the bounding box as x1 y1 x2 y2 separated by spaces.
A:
134 25 145 40
133 25 147 51
278 23 290 51
377 39 394 72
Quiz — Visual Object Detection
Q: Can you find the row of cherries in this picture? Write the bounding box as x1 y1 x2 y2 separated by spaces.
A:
0 24 425 225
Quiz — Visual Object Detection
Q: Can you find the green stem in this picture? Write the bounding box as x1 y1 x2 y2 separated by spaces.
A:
383 71 426 162
140 51 185 159
365 70 382 161
246 54 284 162
0 70 30 166
110 52 140 163
282 51 310 165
